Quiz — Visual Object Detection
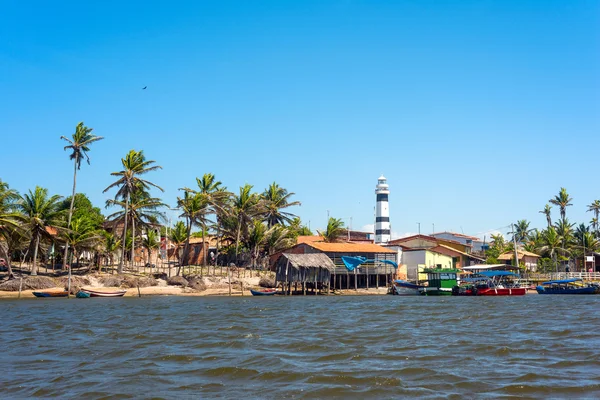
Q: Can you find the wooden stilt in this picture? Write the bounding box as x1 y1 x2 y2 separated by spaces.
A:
354 268 357 291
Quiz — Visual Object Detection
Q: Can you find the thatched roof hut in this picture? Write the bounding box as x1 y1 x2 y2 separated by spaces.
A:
275 253 335 285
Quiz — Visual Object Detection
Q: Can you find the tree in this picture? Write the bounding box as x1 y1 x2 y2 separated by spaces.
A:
100 231 121 271
142 229 160 266
318 217 347 243
261 182 301 227
15 187 63 275
61 216 102 270
169 220 188 273
103 150 163 273
231 184 262 265
587 200 600 233
59 193 105 229
289 217 313 237
485 233 508 264
247 220 268 268
60 122 103 285
539 204 552 229
538 227 568 273
513 219 531 244
176 191 210 266
549 188 572 222
0 180 21 278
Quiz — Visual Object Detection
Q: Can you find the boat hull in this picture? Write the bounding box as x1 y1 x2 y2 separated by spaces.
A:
536 286 598 295
392 280 422 295
33 291 68 298
419 287 453 296
80 289 126 297
250 289 278 296
476 287 526 296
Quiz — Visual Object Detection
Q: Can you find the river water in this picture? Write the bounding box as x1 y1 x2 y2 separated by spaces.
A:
1 295 600 399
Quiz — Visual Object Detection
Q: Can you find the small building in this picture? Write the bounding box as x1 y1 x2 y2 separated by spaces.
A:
274 253 336 294
497 250 540 271
431 231 487 253
401 248 454 281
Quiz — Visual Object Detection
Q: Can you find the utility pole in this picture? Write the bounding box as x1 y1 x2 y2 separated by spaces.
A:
512 224 520 272
417 222 421 235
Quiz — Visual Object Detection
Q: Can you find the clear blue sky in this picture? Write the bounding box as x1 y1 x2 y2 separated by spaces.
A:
1 0 599 239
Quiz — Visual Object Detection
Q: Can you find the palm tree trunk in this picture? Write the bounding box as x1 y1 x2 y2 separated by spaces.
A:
64 160 77 287
31 233 40 276
202 223 207 266
131 215 136 271
182 217 192 268
0 246 14 279
119 194 130 274
235 217 242 266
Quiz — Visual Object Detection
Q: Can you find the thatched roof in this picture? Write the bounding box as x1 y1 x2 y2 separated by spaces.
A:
279 253 336 271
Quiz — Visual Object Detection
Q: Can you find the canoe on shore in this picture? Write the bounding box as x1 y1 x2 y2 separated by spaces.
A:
80 288 127 297
250 289 279 296
33 290 68 298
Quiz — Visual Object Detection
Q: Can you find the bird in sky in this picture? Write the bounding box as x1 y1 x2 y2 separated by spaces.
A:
142 86 147 90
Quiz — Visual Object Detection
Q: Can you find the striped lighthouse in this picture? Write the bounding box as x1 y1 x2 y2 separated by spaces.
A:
374 175 391 244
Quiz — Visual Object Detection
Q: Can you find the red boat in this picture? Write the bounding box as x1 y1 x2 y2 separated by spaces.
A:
80 288 127 297
452 271 526 296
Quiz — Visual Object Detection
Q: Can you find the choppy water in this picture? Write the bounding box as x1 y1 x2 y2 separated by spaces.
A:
2 295 600 399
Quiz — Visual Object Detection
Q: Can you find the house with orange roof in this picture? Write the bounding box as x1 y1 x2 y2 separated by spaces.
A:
497 249 540 271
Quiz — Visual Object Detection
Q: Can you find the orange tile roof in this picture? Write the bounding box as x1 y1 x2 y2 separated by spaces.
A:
304 241 396 254
297 235 324 244
498 250 540 260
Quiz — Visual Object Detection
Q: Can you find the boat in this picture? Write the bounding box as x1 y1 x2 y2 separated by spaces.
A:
75 291 91 298
391 280 423 295
250 288 279 296
419 269 460 296
453 271 526 296
536 278 599 295
32 290 68 298
79 288 127 297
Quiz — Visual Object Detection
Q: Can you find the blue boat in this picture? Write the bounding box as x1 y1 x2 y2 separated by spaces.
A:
250 289 278 296
76 291 91 298
536 279 599 295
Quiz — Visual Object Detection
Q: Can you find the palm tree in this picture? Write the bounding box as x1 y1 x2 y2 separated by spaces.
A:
61 215 102 277
60 122 103 286
188 173 228 265
15 187 63 275
554 218 575 253
539 204 552 228
247 220 268 268
231 184 262 265
538 227 568 273
549 188 572 222
592 218 599 235
103 150 163 273
289 217 313 237
318 217 347 243
100 231 121 272
106 188 165 269
513 219 531 244
142 229 160 266
262 182 301 227
169 220 188 274
176 191 210 267
0 180 21 278
587 200 600 233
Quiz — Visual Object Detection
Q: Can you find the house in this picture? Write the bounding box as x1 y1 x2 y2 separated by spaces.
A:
431 231 487 253
386 234 483 276
272 241 397 289
401 248 454 281
274 253 336 294
497 250 540 271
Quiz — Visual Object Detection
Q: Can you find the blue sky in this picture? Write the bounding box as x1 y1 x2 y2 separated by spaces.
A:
1 0 599 239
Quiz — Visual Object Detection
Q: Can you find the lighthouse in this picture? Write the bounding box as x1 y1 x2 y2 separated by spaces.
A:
375 175 391 244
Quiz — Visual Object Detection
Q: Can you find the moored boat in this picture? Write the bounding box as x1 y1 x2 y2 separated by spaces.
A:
33 290 68 298
75 291 91 298
391 280 423 295
453 271 526 296
419 269 460 296
536 278 599 295
250 288 279 296
80 288 127 297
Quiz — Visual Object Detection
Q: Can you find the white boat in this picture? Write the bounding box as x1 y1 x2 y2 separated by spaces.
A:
391 280 422 295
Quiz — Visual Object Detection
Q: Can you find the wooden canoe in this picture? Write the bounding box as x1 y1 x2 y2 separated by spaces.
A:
80 288 127 297
250 289 278 296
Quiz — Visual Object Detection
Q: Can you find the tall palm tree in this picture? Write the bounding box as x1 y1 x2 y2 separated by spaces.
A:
262 182 301 227
169 220 188 275
587 200 600 233
231 184 262 264
591 218 599 235
549 188 572 222
103 150 163 273
539 204 552 229
554 218 575 252
247 220 268 268
61 215 102 274
0 180 21 278
318 217 347 243
15 187 63 275
100 231 121 272
60 122 103 285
